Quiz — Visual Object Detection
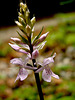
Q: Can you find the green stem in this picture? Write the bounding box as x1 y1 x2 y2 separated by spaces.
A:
28 37 44 100
35 73 44 100
33 59 44 100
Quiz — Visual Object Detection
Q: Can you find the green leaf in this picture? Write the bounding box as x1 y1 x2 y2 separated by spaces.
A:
51 49 54 56
21 20 26 28
20 29 27 36
35 26 44 40
17 31 29 44
60 0 74 5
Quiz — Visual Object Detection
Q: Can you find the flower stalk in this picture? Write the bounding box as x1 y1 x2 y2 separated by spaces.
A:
28 36 44 100
9 1 59 100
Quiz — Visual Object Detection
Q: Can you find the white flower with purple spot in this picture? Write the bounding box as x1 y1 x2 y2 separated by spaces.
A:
35 53 59 82
10 57 37 82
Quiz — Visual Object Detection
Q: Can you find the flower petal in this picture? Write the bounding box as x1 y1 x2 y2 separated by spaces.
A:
20 44 30 50
19 68 28 81
43 53 56 66
10 58 24 66
19 49 28 54
11 37 21 42
52 53 56 58
38 62 43 66
51 71 59 79
35 66 45 73
24 57 29 65
9 43 20 51
39 32 49 42
43 57 54 66
9 43 28 54
42 68 51 82
32 49 39 59
15 74 19 82
34 41 46 50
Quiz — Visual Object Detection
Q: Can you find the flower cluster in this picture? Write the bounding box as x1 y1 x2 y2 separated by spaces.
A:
9 2 59 82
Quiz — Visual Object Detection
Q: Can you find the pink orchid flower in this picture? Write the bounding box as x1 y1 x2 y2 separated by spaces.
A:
10 57 37 82
35 53 59 82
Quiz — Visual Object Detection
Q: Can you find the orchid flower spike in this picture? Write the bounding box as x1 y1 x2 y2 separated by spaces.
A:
35 53 59 82
10 57 37 82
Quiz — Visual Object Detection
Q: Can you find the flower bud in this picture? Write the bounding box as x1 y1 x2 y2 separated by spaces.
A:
32 49 39 59
26 10 30 18
26 25 31 33
15 21 24 30
11 37 21 42
20 2 27 12
39 32 49 42
11 37 21 44
32 27 34 33
34 32 49 46
31 17 36 26
25 10 30 23
23 4 27 12
18 12 23 18
9 43 20 51
20 2 24 7
20 8 22 13
15 21 22 27
18 16 24 23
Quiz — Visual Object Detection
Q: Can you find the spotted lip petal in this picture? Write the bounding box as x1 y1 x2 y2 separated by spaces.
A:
42 69 51 82
15 68 28 82
42 67 59 82
35 53 59 82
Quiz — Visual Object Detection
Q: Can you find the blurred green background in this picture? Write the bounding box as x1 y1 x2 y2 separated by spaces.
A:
0 12 75 100
0 0 75 100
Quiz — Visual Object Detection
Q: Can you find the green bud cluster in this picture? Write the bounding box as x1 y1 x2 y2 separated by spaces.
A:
15 2 36 37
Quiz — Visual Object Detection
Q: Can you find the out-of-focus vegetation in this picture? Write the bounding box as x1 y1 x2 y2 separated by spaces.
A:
0 43 12 57
0 13 75 100
46 13 75 46
60 0 75 5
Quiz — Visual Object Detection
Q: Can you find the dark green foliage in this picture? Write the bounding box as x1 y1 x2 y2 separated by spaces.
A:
34 26 44 41
17 31 29 44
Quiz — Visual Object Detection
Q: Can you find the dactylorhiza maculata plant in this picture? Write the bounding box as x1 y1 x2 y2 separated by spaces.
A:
9 2 59 100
